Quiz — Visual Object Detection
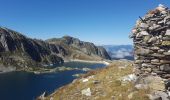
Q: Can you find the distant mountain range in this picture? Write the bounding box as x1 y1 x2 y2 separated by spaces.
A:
103 45 134 60
0 27 110 72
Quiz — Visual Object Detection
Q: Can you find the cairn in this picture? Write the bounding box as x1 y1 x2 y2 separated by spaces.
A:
130 4 170 79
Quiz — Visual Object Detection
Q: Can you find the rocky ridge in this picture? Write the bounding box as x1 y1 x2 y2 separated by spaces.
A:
47 36 111 60
0 27 110 72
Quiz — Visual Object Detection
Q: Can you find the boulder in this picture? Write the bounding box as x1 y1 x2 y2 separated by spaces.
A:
151 91 169 100
81 88 91 96
143 76 165 91
121 74 137 82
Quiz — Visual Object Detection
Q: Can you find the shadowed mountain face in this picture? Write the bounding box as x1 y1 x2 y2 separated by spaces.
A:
0 27 110 71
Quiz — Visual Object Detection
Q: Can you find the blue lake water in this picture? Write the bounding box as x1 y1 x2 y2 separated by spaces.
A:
0 61 106 100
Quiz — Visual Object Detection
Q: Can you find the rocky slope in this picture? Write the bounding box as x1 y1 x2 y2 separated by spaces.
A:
46 36 111 60
0 27 110 72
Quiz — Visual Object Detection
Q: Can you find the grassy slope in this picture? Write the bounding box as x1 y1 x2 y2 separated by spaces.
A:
44 60 150 100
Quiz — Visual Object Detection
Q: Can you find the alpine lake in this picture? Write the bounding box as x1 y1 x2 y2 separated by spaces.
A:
0 61 106 100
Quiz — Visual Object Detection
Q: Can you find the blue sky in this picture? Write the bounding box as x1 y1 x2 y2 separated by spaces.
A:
0 0 170 45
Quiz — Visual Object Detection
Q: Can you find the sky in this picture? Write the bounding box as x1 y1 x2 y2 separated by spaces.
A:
0 0 170 45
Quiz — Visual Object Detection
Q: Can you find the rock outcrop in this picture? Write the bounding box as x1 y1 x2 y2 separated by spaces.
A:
0 27 110 71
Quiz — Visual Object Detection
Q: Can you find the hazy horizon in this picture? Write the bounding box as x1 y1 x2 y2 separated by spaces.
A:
0 0 170 45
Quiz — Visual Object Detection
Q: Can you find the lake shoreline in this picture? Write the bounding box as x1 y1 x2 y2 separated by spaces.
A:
65 59 110 65
0 59 109 74
0 61 107 100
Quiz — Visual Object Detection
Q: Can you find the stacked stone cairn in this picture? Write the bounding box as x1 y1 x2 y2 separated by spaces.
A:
130 4 170 79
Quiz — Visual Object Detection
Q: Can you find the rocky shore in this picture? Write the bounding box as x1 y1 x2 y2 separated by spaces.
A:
65 59 110 65
0 65 16 73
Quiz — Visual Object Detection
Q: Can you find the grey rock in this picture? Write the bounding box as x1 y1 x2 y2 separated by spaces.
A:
160 60 170 64
134 60 142 64
164 16 170 23
135 60 151 64
143 60 151 63
166 21 170 25
151 59 160 63
142 63 155 67
165 29 170 36
81 88 91 96
139 23 149 29
150 18 163 21
148 37 158 43
149 24 161 31
136 48 153 55
152 91 169 100
141 67 152 73
162 36 170 41
158 49 165 53
151 54 165 58
158 20 164 24
143 36 151 43
160 64 170 71
163 52 170 56
140 31 149 36
150 47 160 50
136 33 143 38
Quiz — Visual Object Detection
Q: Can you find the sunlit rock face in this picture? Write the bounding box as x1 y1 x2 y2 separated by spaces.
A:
0 27 65 70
